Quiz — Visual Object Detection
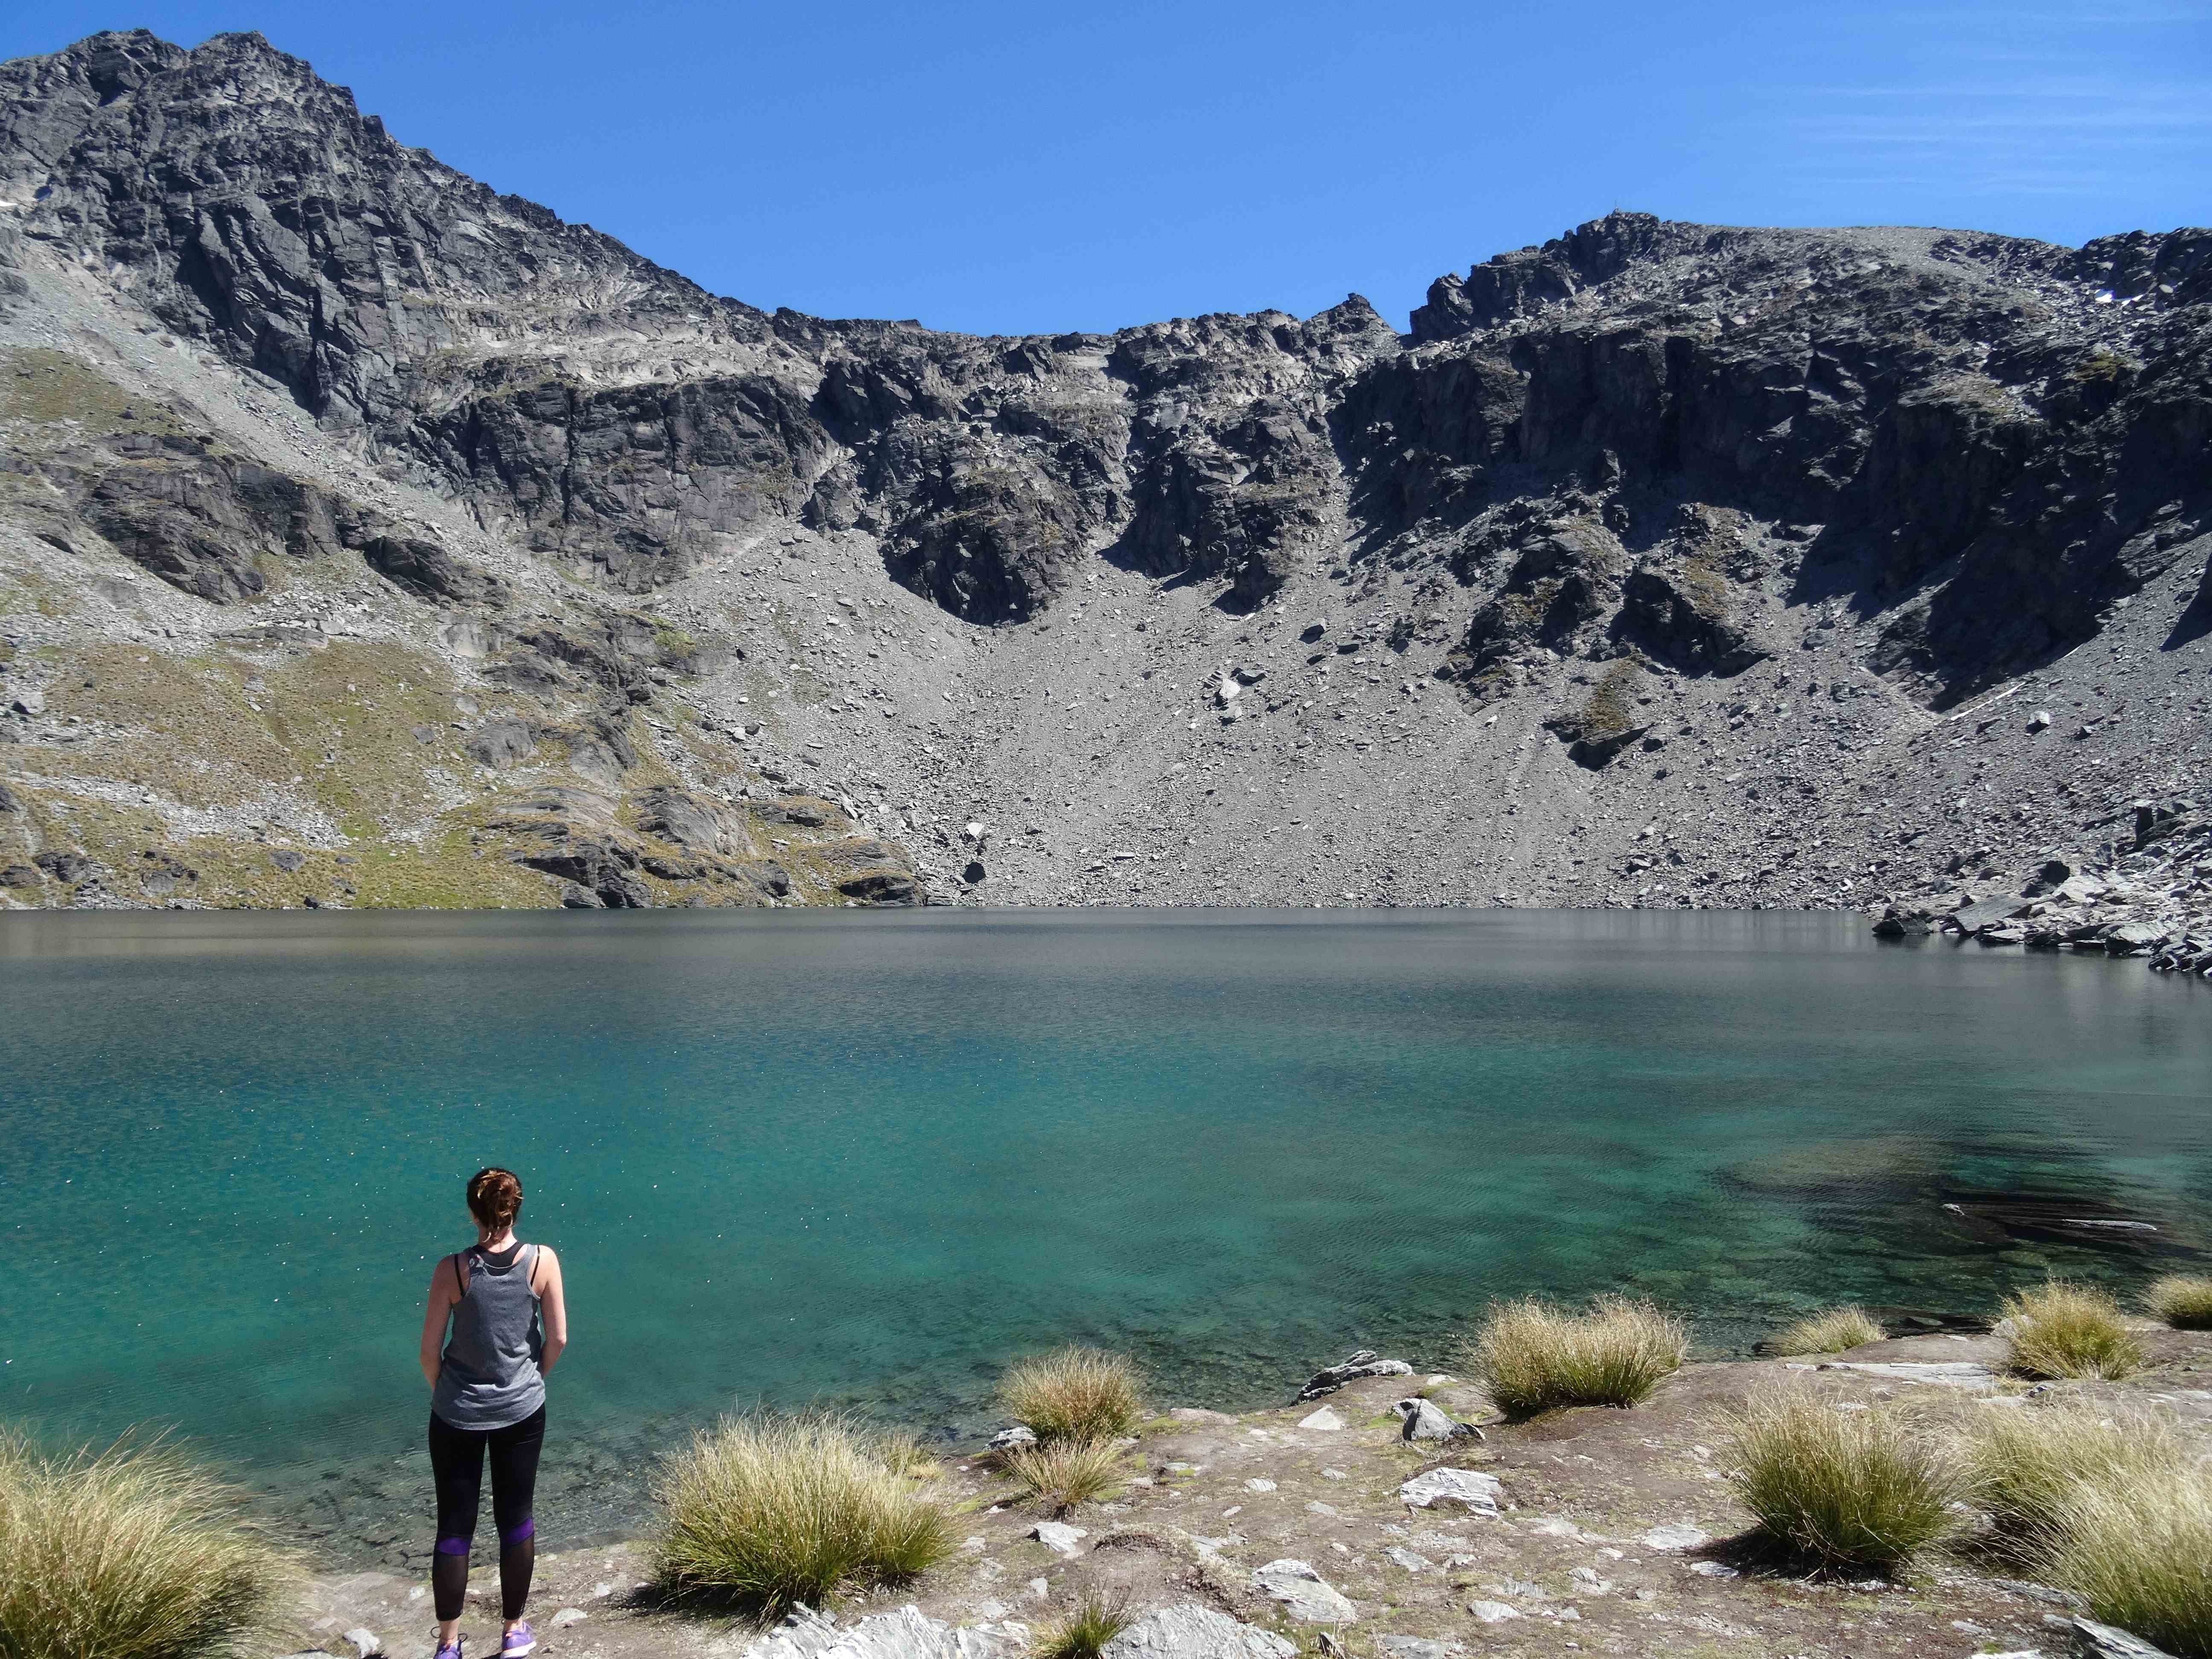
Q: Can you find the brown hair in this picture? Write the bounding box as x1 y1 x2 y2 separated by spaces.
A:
466 1167 523 1231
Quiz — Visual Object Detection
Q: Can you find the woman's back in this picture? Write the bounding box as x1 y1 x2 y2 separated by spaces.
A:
432 1240 545 1431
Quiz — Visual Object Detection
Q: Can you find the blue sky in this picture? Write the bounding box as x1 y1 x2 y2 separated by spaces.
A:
3 1 2207 336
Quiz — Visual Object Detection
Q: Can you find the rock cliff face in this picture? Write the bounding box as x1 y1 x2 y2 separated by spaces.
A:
1 29 2207 934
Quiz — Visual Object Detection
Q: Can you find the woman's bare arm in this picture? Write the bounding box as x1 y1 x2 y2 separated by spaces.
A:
419 1256 458 1388
535 1246 568 1373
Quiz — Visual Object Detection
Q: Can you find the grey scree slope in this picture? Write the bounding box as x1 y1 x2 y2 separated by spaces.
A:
1 28 2209 940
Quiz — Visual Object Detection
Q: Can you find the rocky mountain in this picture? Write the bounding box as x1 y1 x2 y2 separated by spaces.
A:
0 29 2207 954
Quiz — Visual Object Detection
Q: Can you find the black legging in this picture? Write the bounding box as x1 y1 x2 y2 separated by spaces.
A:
427 1406 546 1622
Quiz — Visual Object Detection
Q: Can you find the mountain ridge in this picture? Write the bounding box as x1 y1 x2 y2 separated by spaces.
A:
0 28 2207 962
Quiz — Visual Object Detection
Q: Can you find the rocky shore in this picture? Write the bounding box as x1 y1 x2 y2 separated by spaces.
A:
269 1331 2212 1659
1871 795 2212 975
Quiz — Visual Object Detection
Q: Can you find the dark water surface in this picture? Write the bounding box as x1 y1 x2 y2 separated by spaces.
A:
3 908 2208 1560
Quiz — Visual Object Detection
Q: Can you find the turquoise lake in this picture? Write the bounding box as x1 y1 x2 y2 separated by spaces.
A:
3 908 2209 1563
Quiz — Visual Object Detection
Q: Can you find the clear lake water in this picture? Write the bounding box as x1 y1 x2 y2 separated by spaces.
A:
3 907 2208 1563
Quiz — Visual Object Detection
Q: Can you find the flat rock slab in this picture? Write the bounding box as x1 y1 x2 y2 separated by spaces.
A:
2068 1617 2177 1657
1640 1524 1711 1551
1297 1406 1346 1430
1398 1468 1502 1513
1819 1360 2001 1389
742 1605 1027 1659
1101 1604 1297 1659
1251 1559 1359 1624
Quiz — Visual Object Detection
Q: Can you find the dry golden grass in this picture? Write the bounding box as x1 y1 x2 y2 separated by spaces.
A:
1463 1295 1687 1415
2145 1275 2212 1332
1720 1386 1969 1574
0 1430 297 1659
649 1413 952 1610
998 1348 1144 1444
1966 1398 2186 1556
2002 1281 2145 1380
870 1429 943 1481
1003 1438 1124 1514
2043 1466 2212 1657
1773 1306 1883 1356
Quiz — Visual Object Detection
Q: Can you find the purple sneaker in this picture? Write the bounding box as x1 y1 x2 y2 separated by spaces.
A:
501 1624 536 1657
434 1642 462 1659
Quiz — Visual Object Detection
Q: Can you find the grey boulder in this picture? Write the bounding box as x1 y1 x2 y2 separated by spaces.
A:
1394 1397 1483 1444
1250 1559 1358 1624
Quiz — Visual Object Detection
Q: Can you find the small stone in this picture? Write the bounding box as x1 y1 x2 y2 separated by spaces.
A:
1245 1478 1277 1493
1640 1524 1710 1551
1384 1546 1433 1572
344 1629 379 1659
2028 709 2052 731
1374 1640 1462 1659
1398 1468 1502 1513
1687 1560 1738 1578
990 1425 1039 1450
550 1608 587 1629
1467 1601 1521 1624
1030 1520 1087 1557
1298 1406 1346 1431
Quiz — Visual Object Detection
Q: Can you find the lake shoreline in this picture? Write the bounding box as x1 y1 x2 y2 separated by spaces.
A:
266 1323 2212 1659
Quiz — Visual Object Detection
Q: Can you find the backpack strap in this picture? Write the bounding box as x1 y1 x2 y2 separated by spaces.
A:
452 1251 470 1296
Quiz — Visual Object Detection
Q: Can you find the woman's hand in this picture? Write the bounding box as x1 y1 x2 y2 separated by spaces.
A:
534 1246 568 1374
419 1255 459 1388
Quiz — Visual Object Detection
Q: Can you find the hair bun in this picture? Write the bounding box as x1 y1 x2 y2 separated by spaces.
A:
466 1167 524 1230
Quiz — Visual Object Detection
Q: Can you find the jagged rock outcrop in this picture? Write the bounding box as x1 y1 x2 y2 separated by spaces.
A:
1 28 2209 931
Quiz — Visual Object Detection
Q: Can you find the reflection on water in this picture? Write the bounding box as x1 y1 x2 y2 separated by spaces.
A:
2 908 2207 1563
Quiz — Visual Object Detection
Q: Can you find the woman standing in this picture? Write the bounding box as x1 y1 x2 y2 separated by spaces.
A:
418 1167 568 1659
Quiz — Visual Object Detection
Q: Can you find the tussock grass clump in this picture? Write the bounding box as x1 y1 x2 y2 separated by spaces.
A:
1036 1586 1133 1659
650 1413 952 1610
0 1430 296 1659
2043 1467 2212 1658
2145 1275 2212 1331
999 1348 1144 1444
1966 1399 2185 1555
1004 1438 1124 1514
1720 1386 1968 1574
870 1429 943 1481
2002 1281 2145 1380
1465 1295 1687 1415
1773 1305 1883 1356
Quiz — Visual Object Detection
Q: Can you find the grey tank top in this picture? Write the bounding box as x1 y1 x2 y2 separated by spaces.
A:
432 1242 546 1431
